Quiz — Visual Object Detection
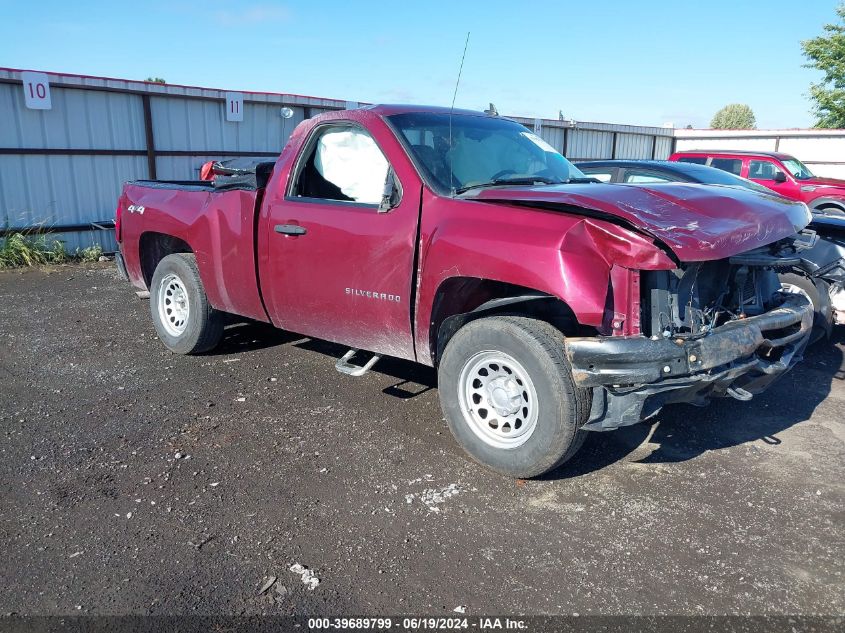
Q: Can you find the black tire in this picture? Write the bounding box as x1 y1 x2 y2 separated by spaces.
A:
778 272 830 345
149 253 224 354
438 316 591 478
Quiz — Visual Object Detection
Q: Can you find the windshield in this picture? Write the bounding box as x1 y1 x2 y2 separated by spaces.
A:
387 112 586 194
782 157 814 180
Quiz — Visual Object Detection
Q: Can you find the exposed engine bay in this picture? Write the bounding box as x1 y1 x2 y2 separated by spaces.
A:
566 233 816 431
641 233 816 340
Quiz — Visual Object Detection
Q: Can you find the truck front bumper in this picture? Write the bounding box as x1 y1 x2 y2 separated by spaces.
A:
565 294 814 431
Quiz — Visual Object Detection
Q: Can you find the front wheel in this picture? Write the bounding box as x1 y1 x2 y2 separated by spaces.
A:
149 253 224 354
438 316 591 478
779 272 831 344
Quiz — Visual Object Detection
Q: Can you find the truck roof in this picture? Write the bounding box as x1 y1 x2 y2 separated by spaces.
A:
576 159 680 169
674 149 795 160
365 104 492 118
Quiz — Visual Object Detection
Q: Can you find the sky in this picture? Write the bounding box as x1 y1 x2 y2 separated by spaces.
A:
0 0 838 129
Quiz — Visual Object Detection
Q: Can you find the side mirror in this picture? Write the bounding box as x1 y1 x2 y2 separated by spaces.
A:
378 169 400 213
773 171 787 183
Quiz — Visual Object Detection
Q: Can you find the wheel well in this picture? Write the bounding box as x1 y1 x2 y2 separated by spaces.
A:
812 201 845 214
429 277 582 365
139 232 193 287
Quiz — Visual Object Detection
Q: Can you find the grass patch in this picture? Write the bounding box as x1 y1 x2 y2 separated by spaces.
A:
77 244 104 263
0 231 104 269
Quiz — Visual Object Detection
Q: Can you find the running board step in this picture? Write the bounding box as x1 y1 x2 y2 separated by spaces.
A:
335 349 381 377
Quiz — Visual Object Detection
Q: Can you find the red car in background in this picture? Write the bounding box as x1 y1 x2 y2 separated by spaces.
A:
669 150 845 216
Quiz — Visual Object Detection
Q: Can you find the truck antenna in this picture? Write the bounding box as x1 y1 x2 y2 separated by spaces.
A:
449 31 470 196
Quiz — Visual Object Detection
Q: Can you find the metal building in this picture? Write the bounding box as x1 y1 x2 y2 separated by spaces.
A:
0 67 674 252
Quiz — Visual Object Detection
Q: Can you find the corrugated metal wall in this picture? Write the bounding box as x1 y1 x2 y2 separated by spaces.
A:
511 116 673 163
0 68 344 252
0 68 674 252
674 129 845 179
0 80 152 252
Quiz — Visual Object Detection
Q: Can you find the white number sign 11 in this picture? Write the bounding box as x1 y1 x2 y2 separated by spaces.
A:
225 92 244 122
21 71 52 110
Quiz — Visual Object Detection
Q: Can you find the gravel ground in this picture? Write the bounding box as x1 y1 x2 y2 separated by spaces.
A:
0 262 842 617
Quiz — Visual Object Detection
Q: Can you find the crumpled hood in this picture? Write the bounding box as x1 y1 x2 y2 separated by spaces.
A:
471 182 811 262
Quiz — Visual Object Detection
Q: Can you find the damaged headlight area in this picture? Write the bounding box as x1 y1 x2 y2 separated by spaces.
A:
643 235 814 338
566 236 815 431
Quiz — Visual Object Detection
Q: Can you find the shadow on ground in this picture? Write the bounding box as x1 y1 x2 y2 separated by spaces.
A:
209 320 304 354
548 329 845 479
204 319 844 481
210 320 439 396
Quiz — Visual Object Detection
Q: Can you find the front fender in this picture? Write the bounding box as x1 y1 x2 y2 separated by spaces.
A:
414 195 675 365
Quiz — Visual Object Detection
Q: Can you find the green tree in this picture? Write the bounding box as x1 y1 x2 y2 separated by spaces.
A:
710 104 756 129
145 77 166 84
802 3 845 128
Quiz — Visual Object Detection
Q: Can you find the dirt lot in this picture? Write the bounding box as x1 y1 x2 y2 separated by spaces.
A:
0 262 843 617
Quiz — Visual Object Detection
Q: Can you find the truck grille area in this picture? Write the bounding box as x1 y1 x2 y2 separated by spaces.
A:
568 238 815 431
641 258 788 341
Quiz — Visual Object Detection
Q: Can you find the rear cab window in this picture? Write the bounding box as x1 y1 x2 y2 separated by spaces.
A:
622 170 673 184
577 168 615 182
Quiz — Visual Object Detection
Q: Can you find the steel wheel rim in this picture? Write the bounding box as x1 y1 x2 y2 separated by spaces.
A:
158 273 190 336
457 350 539 449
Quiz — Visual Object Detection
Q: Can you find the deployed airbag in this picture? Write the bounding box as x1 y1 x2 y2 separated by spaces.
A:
315 128 388 204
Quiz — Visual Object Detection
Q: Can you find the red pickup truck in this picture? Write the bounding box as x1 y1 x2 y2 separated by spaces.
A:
669 150 845 216
115 105 814 478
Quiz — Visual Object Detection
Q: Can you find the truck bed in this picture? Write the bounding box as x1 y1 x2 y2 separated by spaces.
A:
131 159 276 192
129 180 214 190
119 178 270 322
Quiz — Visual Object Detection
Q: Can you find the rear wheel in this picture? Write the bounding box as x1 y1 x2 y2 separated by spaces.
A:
779 272 830 344
150 253 224 354
438 316 590 478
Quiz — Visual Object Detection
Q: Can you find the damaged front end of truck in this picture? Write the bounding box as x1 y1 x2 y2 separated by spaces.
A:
804 216 845 327
470 181 818 433
567 235 815 431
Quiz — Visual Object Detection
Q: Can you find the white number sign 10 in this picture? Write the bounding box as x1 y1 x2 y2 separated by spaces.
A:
21 71 52 110
225 92 244 122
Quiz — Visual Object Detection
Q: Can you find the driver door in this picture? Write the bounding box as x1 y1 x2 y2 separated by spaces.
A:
747 158 798 198
261 122 421 360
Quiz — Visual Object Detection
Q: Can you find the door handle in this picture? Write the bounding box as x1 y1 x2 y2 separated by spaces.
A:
274 224 307 236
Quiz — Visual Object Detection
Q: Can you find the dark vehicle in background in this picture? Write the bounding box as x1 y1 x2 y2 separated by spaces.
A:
575 159 772 191
576 160 845 337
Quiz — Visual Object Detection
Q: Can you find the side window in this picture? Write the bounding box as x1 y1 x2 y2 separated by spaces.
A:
677 156 708 165
582 171 613 182
623 171 673 184
748 159 782 181
709 158 742 176
293 125 389 205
